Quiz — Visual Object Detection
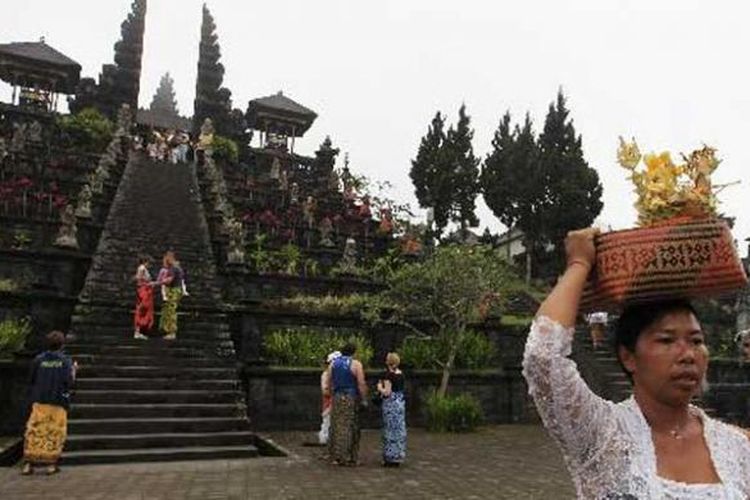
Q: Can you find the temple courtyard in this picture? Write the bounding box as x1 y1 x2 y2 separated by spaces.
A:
0 426 573 499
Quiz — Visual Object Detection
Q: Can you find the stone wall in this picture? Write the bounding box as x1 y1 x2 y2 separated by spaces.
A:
704 359 750 426
0 359 32 436
243 366 533 431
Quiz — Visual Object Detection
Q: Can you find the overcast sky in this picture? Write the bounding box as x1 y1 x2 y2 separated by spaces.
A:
2 0 749 255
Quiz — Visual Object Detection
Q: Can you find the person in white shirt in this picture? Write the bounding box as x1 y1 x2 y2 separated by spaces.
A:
523 227 750 499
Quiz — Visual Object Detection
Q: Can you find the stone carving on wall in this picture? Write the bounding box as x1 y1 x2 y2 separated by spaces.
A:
54 204 79 249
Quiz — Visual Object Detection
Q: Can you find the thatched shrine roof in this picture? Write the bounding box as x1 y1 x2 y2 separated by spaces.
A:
246 91 317 137
0 41 81 93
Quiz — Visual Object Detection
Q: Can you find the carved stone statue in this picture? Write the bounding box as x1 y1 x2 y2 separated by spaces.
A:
88 172 103 195
279 168 289 192
303 196 317 229
357 196 372 219
54 204 79 249
328 169 340 192
269 157 281 180
75 184 93 218
290 182 300 204
378 207 394 235
226 218 246 264
339 237 358 274
198 118 215 153
319 216 335 247
10 122 27 152
27 121 43 143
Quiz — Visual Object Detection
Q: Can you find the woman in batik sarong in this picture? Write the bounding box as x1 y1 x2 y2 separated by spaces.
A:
377 352 407 466
158 251 184 340
327 343 368 465
133 255 154 339
22 331 76 475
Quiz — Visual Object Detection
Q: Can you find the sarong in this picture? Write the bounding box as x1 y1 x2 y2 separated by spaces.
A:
159 287 183 335
134 284 154 332
23 403 67 464
382 392 407 463
328 394 359 464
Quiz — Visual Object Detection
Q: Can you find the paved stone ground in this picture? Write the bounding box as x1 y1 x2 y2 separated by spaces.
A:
0 425 575 499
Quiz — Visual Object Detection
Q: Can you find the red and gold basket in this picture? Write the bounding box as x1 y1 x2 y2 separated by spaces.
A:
581 217 748 311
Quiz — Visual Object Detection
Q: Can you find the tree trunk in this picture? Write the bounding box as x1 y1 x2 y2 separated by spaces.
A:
437 343 459 398
525 247 532 285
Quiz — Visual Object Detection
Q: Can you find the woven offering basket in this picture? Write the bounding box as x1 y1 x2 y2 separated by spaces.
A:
581 217 748 312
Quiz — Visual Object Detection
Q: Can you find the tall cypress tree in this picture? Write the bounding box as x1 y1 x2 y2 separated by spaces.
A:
445 104 480 231
481 112 545 282
150 72 179 116
410 112 451 237
538 90 603 258
194 3 233 135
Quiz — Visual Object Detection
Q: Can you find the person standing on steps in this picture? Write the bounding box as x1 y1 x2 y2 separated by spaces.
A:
158 251 184 340
21 331 77 475
133 254 155 339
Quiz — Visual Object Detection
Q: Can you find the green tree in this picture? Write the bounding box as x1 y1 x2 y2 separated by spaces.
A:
538 90 603 265
410 112 450 237
150 72 179 117
444 104 480 232
481 112 545 282
375 245 521 396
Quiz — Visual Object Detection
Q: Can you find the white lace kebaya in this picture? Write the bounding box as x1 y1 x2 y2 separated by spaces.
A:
523 315 750 499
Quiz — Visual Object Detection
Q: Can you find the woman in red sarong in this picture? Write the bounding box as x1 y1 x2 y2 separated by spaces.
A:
133 255 154 339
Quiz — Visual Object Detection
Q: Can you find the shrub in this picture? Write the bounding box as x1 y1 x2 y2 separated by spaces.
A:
0 279 18 292
400 331 497 370
0 317 32 355
58 108 113 152
263 327 373 367
265 294 374 316
212 135 239 164
424 391 484 432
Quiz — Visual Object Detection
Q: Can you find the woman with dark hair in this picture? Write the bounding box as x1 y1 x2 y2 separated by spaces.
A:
523 228 750 498
21 331 76 475
327 342 368 466
133 254 154 339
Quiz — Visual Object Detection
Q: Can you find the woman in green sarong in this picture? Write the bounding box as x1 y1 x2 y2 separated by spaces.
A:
158 251 183 340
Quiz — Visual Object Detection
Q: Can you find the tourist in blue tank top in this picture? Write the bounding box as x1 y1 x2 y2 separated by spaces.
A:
327 342 368 465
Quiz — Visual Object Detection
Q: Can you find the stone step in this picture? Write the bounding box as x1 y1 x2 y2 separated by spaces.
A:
67 337 233 351
68 417 250 435
70 403 240 419
72 354 229 368
76 365 236 380
73 377 238 391
70 331 233 344
62 444 258 465
67 344 216 358
66 431 255 452
73 390 239 405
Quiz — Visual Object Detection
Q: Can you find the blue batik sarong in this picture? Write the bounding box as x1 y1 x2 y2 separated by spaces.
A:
381 391 407 463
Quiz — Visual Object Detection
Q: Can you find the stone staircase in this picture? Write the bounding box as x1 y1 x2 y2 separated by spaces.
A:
62 154 257 464
571 326 631 403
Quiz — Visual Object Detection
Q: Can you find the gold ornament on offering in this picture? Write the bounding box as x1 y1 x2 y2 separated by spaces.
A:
616 137 727 226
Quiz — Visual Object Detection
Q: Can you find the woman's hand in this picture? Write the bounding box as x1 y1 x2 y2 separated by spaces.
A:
536 227 599 328
564 228 598 273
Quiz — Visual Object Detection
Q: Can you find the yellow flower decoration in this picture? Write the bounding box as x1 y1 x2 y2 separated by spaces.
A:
617 136 641 170
619 138 725 226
